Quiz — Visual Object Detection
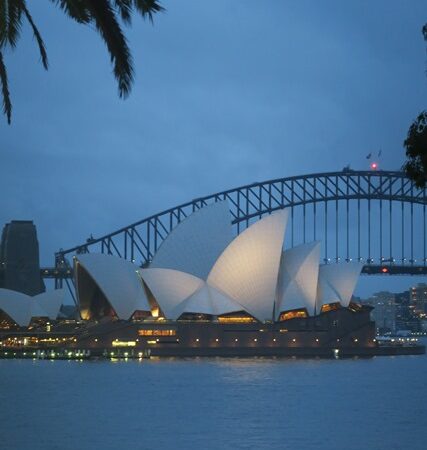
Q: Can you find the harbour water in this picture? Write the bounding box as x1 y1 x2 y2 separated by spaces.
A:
1 350 426 450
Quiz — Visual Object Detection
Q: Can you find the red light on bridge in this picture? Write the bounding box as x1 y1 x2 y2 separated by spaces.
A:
370 162 378 170
381 267 389 273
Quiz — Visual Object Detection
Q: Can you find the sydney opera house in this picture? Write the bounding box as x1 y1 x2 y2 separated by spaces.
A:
0 203 382 356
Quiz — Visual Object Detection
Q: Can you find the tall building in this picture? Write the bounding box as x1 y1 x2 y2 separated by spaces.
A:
0 221 44 296
366 291 396 334
410 283 427 316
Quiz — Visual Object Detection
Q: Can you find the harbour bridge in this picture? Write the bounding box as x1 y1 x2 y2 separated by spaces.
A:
48 170 427 297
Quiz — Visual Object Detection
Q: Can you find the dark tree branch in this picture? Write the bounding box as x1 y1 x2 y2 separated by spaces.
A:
0 50 11 123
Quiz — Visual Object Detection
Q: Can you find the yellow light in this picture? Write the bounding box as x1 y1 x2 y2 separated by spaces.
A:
218 316 256 323
279 309 308 321
112 340 136 347
147 340 157 344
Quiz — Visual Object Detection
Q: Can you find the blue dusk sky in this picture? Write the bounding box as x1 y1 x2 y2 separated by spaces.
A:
0 0 426 297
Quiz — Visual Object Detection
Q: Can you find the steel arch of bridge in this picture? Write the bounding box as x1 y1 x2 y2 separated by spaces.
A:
54 170 427 287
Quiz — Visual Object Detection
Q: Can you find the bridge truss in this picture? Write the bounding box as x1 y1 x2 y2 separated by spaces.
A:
53 170 427 295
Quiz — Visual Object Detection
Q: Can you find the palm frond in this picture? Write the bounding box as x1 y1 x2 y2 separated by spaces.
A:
132 0 164 23
0 50 12 123
114 0 132 25
85 0 134 98
21 1 48 69
48 0 91 23
0 0 23 49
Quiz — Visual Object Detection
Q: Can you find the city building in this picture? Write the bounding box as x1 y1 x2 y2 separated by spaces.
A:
0 220 45 295
365 292 396 334
410 283 427 316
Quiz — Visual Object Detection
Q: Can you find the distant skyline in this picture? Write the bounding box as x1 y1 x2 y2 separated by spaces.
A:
1 0 426 297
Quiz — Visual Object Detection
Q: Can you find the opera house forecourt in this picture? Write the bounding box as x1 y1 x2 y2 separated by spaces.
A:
0 203 425 358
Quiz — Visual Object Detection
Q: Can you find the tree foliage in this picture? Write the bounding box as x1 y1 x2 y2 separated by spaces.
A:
0 0 164 124
403 111 427 188
403 24 427 188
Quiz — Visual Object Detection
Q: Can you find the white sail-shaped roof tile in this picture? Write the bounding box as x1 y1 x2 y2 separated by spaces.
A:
207 210 289 321
316 262 363 308
276 241 321 317
150 201 233 280
0 288 32 326
75 253 151 320
34 289 65 320
179 284 244 317
139 268 204 320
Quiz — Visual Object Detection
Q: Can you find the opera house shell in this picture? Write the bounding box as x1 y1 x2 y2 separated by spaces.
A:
0 202 381 357
0 288 65 327
73 201 364 324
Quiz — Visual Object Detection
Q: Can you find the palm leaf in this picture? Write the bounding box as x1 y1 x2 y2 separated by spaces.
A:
132 0 164 23
48 0 91 23
0 50 11 123
0 0 23 49
84 0 134 98
114 0 132 25
21 1 48 69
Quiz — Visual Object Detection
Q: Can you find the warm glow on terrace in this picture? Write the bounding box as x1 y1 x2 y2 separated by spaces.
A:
138 329 176 336
218 316 256 323
320 302 341 313
278 309 308 321
112 340 136 347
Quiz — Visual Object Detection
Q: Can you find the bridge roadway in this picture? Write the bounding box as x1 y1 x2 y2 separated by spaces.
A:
40 264 427 279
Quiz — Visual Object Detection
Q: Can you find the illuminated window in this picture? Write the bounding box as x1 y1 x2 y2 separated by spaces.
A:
112 340 136 347
218 315 256 323
348 302 362 312
278 309 308 321
138 329 176 336
320 302 341 313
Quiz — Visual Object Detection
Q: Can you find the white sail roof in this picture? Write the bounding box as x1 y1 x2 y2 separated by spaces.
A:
207 210 289 321
316 262 363 308
139 268 245 319
150 201 233 280
0 288 32 326
179 284 244 317
75 253 151 320
139 268 204 320
0 288 64 326
34 289 65 320
276 241 321 317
